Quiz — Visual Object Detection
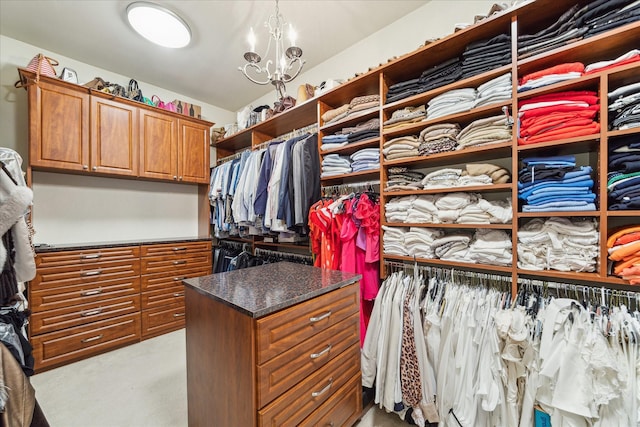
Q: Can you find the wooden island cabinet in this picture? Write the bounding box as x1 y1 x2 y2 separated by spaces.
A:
183 262 362 427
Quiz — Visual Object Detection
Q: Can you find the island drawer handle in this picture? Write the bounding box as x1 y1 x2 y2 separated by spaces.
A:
81 334 103 343
81 288 102 296
173 313 185 318
81 269 102 277
81 308 103 317
173 261 187 265
309 311 331 323
173 277 187 281
80 253 101 259
310 344 332 359
173 292 184 297
311 378 333 397
172 247 187 251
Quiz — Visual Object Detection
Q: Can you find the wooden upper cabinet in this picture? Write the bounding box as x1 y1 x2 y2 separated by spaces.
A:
139 109 178 181
91 97 139 176
178 120 210 184
29 80 90 171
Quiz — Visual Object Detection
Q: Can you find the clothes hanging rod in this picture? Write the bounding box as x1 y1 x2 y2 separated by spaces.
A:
216 149 250 165
253 123 318 151
254 247 313 261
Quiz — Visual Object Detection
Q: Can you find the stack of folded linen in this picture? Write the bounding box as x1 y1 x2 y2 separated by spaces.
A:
517 217 599 272
320 133 349 151
608 81 640 131
382 225 410 256
518 155 596 212
405 227 443 259
385 195 415 223
350 148 380 172
461 34 511 79
517 90 600 145
474 73 512 107
518 62 584 92
422 163 511 189
321 94 381 125
607 225 640 284
582 0 640 38
456 115 512 150
418 123 460 155
385 77 423 104
342 118 381 143
382 135 421 160
321 154 351 178
467 229 512 266
385 167 425 192
385 57 464 104
431 233 473 262
427 88 477 119
608 135 640 210
383 105 427 129
385 193 512 225
322 104 350 125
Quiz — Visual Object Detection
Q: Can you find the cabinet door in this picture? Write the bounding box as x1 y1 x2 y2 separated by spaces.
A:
90 97 139 176
29 80 89 171
139 109 178 181
177 120 210 184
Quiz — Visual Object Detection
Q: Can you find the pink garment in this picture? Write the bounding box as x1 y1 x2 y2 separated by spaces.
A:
340 199 358 273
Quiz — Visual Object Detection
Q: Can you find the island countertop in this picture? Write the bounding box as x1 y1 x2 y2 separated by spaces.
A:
182 262 361 318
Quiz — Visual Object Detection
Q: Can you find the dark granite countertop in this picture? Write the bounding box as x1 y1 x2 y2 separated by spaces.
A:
182 262 361 318
34 236 212 253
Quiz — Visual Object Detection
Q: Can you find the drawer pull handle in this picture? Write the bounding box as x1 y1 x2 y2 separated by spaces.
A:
81 269 102 277
173 261 187 265
81 334 103 343
173 277 187 281
81 308 103 317
173 292 184 297
80 253 101 259
172 247 187 251
309 311 331 323
81 288 102 296
310 344 332 359
311 378 333 398
173 313 185 318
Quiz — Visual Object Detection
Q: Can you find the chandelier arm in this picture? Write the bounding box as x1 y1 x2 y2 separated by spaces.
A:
282 58 306 83
238 63 272 85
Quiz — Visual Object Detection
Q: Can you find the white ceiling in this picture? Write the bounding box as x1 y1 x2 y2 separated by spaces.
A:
0 0 427 111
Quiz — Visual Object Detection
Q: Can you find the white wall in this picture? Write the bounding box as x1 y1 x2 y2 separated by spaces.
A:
247 0 499 110
0 35 235 245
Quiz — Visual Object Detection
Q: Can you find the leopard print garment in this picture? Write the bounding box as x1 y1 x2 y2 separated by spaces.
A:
400 293 422 407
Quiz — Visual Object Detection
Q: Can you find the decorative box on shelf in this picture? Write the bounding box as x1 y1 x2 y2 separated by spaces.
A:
172 99 202 119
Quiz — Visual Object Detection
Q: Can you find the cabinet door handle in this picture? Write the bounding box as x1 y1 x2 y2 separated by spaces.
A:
81 288 102 296
82 165 88 170
173 277 187 281
172 247 187 251
179 176 183 180
173 292 184 297
81 308 103 317
309 311 331 323
81 334 103 343
81 269 102 277
310 344 332 359
173 260 187 265
173 176 177 180
173 313 185 318
80 253 101 259
92 166 98 171
311 378 333 398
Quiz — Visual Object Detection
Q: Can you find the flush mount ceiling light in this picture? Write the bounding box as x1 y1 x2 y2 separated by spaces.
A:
126 2 191 48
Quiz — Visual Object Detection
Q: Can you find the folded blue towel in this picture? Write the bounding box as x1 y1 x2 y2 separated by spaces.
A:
522 155 576 167
523 203 596 212
526 194 597 205
519 180 594 199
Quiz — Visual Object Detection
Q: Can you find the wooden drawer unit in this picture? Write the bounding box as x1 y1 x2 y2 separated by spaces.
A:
31 313 141 371
30 294 141 335
31 258 141 291
141 302 186 338
258 344 360 427
141 241 211 339
257 312 359 408
256 284 359 364
35 246 140 268
185 271 362 427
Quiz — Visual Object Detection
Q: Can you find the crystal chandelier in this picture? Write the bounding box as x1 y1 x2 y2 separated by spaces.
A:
238 0 305 100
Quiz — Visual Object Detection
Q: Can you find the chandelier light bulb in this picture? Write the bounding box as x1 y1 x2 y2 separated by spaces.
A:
248 27 256 53
288 24 297 47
